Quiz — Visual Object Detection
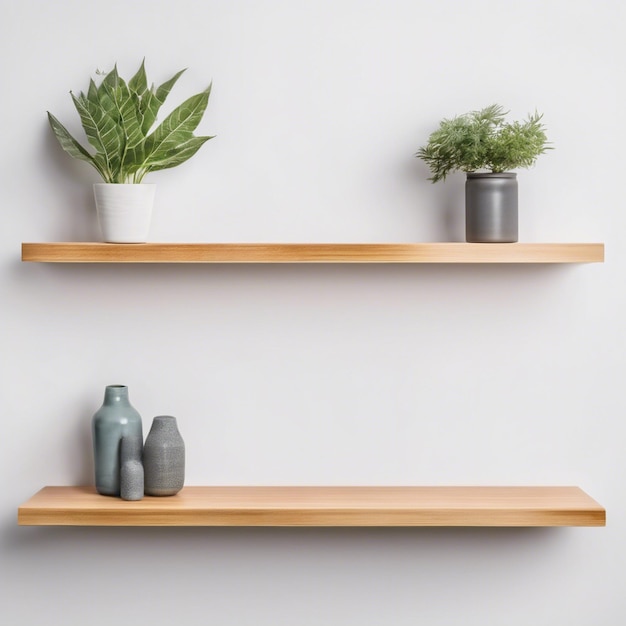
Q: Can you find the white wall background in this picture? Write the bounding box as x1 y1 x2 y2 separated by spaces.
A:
1 1 623 624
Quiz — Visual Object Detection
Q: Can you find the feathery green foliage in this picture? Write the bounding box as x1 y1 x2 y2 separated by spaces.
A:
47 61 214 183
416 104 551 183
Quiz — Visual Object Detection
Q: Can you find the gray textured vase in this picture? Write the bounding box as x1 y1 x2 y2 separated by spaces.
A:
465 172 518 243
143 416 185 496
92 385 143 496
120 435 144 501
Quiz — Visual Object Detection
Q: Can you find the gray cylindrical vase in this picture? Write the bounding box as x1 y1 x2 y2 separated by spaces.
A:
143 416 185 496
120 435 144 501
465 172 518 243
92 385 143 496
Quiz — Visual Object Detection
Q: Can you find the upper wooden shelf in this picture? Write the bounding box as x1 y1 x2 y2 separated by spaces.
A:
21 242 604 264
18 486 605 527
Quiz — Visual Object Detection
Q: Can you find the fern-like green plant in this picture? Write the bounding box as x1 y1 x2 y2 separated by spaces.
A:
416 104 550 183
47 60 214 184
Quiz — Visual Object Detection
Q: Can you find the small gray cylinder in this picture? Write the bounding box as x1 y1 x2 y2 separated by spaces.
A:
465 172 518 243
120 435 144 501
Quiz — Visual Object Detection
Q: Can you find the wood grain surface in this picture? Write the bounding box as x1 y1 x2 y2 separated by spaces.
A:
21 242 605 264
18 486 606 527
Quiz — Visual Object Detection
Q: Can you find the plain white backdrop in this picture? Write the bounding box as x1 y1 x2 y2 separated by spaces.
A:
1 1 623 624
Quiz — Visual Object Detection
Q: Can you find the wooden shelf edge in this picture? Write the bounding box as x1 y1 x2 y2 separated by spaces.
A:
17 486 606 527
21 243 605 264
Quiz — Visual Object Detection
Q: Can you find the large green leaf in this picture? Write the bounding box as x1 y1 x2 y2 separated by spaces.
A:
127 60 153 137
128 59 148 95
145 135 214 172
71 91 123 180
100 68 144 147
143 87 211 160
155 69 186 107
47 111 108 179
87 78 99 107
84 78 129 180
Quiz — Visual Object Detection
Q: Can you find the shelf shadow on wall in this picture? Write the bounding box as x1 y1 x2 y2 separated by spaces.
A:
4 522 572 561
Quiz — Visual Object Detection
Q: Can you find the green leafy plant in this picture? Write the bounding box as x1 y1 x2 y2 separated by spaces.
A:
416 104 550 183
47 60 214 184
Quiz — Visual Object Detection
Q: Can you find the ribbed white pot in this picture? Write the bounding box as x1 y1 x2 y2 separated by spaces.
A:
94 183 156 243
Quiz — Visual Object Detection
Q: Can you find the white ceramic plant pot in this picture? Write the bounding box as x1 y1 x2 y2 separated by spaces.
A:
94 183 156 243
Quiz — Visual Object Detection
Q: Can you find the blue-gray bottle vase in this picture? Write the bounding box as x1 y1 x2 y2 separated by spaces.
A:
120 435 144 501
143 416 185 496
92 385 143 496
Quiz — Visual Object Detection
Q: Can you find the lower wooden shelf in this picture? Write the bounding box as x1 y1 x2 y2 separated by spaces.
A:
17 486 605 527
21 242 604 264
